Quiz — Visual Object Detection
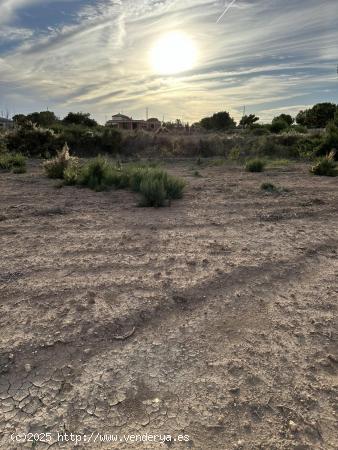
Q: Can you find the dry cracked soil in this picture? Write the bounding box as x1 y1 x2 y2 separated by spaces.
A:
0 160 337 450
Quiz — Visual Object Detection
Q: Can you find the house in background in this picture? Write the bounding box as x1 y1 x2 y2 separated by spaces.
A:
106 114 161 132
0 117 14 129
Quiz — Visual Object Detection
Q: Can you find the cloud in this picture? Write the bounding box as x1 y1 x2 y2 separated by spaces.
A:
0 0 337 122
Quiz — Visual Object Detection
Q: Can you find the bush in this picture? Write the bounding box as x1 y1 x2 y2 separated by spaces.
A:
139 176 167 207
77 156 115 191
43 143 77 179
165 175 186 199
245 159 265 172
63 161 81 185
0 153 27 172
270 119 289 134
316 122 338 159
310 151 337 177
261 182 277 192
6 127 59 157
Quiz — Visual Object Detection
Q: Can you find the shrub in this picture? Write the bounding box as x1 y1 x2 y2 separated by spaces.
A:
310 151 337 177
6 127 59 157
63 161 81 185
12 166 27 174
77 156 114 191
139 176 166 207
43 143 77 179
270 119 289 134
261 182 277 192
0 153 27 172
245 159 265 172
165 175 186 199
316 122 338 159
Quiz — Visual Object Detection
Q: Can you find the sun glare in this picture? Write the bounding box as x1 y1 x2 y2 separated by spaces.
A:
150 32 197 75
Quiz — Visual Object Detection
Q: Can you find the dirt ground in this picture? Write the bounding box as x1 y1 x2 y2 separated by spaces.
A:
0 160 337 450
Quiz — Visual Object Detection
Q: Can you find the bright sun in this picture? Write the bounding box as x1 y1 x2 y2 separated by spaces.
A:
150 32 197 75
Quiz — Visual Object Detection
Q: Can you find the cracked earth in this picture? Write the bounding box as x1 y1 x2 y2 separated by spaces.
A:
0 161 337 449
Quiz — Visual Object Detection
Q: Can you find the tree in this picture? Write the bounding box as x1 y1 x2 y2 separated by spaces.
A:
200 111 236 130
239 114 259 128
296 103 337 128
13 114 30 127
273 114 293 126
270 119 289 134
26 111 58 127
63 112 98 128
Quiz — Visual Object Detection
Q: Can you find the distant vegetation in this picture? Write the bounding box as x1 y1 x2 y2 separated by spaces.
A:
0 102 337 167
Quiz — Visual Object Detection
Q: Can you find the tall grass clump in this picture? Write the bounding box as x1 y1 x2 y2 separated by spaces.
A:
0 153 27 173
245 158 266 172
139 176 166 207
310 151 337 177
43 143 77 179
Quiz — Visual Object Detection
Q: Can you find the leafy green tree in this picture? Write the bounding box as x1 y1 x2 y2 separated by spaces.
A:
200 111 236 130
12 114 29 126
26 111 58 127
239 114 259 128
270 119 289 134
63 112 98 128
273 114 293 126
296 103 337 128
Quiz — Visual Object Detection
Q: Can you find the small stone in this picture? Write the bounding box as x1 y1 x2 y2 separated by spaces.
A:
24 364 32 373
217 415 225 425
289 420 298 432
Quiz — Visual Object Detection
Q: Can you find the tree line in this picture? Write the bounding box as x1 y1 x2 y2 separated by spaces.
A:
196 102 338 132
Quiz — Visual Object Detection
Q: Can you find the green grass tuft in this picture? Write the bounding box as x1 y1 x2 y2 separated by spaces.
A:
245 158 266 172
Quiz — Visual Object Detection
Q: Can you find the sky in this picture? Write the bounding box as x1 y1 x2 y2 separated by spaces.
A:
0 0 337 124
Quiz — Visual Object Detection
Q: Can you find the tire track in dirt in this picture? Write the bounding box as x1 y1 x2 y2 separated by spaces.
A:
3 238 336 378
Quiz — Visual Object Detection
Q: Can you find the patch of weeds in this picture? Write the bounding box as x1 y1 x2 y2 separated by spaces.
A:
245 159 266 172
12 166 27 174
0 153 27 172
193 170 202 177
261 182 289 194
63 160 81 186
228 146 241 161
43 143 78 179
261 182 277 192
310 151 337 177
267 159 290 168
60 157 186 207
210 158 226 166
77 156 115 191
